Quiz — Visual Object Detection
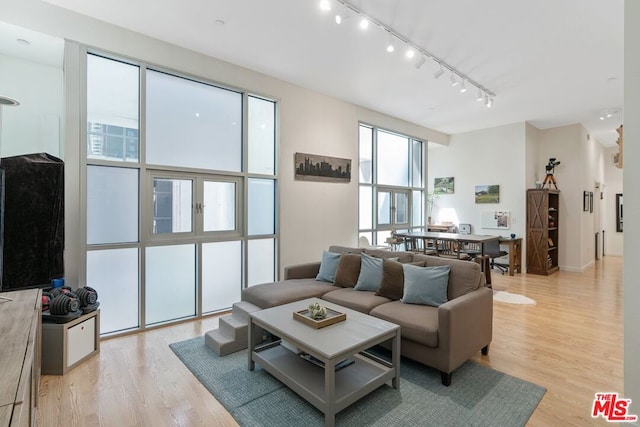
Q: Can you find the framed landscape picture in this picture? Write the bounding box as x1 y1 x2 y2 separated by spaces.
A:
434 177 455 194
475 185 500 203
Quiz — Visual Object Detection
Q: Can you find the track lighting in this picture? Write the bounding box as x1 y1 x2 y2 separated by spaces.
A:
386 32 395 52
433 65 444 79
450 73 459 87
318 0 496 105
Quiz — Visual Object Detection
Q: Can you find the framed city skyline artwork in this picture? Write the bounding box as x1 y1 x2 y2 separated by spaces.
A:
294 152 351 183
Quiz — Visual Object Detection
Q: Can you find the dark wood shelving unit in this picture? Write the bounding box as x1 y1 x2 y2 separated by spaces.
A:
527 189 560 275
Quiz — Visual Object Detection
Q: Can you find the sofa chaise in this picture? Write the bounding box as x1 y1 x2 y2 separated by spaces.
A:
241 245 493 386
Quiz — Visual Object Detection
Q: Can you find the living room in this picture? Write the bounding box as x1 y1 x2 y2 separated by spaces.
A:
1 0 638 425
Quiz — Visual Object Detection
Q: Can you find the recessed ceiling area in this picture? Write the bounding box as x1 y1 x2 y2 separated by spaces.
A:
20 1 627 146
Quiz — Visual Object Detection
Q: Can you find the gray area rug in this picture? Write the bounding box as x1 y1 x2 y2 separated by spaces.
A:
170 337 545 427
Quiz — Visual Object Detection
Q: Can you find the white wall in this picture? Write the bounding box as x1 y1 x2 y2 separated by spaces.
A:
0 0 448 280
624 0 640 415
0 53 62 158
603 146 623 256
427 122 527 241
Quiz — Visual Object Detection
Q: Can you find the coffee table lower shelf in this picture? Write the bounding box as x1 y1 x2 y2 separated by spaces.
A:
252 344 395 417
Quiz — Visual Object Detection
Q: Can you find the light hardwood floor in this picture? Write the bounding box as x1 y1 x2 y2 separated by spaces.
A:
37 256 623 426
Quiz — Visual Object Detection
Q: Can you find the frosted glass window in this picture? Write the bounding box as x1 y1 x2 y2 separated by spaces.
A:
87 248 139 334
203 181 236 232
145 244 196 325
412 190 423 227
146 70 242 171
202 241 241 313
87 166 138 245
359 126 373 184
152 178 192 234
248 178 275 235
377 131 409 186
87 55 139 162
247 239 275 286
248 96 276 175
412 140 423 187
378 191 391 225
359 186 372 230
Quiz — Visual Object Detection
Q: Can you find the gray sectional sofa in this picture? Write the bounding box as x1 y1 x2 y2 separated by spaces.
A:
242 245 493 386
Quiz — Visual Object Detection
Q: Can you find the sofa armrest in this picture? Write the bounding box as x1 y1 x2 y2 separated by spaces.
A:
284 262 321 280
437 287 493 372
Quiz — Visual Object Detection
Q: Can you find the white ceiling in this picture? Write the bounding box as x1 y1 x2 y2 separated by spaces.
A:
10 1 627 146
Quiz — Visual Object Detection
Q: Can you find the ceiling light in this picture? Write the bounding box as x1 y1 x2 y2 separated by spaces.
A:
476 89 484 101
319 0 331 11
359 17 369 29
486 96 494 108
414 56 426 70
459 80 467 93
386 33 395 53
406 48 415 59
433 65 444 79
600 116 605 120
450 73 459 87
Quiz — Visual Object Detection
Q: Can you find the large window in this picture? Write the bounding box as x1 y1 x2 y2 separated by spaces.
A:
359 124 424 245
85 53 277 335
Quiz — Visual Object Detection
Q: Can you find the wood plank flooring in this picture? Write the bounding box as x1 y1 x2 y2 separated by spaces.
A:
36 256 623 426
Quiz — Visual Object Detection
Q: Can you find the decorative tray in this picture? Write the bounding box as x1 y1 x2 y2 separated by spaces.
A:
293 307 346 329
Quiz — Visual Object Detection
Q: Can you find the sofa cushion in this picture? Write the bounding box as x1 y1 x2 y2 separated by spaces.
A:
354 253 383 292
242 279 334 308
402 265 450 307
376 259 426 300
370 301 439 348
333 254 361 288
321 288 391 314
413 254 483 299
316 251 341 283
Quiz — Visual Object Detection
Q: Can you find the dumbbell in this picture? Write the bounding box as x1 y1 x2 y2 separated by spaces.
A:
42 292 54 312
49 291 81 315
75 286 98 307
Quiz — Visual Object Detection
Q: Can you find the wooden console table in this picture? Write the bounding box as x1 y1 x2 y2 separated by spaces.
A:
499 237 522 276
0 289 41 427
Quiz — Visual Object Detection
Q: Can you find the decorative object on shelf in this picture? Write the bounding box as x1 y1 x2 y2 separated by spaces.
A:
293 305 346 329
294 152 351 183
475 185 499 203
583 191 589 212
510 233 516 239
542 158 561 189
434 177 454 194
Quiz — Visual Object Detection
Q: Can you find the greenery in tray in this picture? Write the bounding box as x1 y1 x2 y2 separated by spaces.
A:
308 302 328 320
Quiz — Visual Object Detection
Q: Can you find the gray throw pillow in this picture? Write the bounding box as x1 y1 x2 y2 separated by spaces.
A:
401 264 451 307
316 251 341 283
354 253 383 292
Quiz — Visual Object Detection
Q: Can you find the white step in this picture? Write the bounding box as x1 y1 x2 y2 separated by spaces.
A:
232 301 262 323
204 328 247 356
219 315 248 343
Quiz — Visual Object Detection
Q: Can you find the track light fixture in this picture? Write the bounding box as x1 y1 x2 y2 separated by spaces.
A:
318 0 496 106
450 73 459 87
433 65 444 79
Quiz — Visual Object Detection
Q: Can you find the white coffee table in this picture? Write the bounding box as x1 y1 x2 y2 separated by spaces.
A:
248 297 400 427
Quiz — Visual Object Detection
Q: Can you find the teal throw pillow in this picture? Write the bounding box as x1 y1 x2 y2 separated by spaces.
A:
401 264 451 307
316 251 341 283
354 253 384 292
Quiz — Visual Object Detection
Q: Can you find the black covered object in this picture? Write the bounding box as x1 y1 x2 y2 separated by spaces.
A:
1 153 64 290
